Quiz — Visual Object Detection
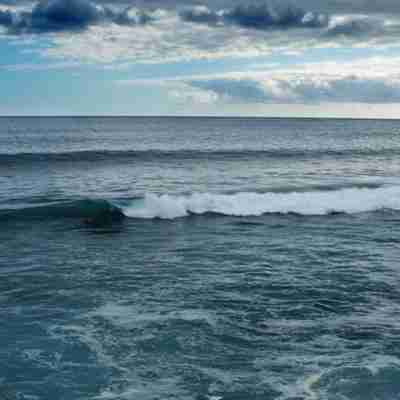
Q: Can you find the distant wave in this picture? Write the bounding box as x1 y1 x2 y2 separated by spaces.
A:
1 147 399 164
2 186 400 222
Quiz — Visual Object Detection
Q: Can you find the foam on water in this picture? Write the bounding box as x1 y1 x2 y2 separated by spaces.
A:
123 186 400 219
93 303 217 329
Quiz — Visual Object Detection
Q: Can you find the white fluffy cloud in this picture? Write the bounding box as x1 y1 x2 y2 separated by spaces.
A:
42 12 272 63
35 14 400 64
168 82 220 104
118 56 400 105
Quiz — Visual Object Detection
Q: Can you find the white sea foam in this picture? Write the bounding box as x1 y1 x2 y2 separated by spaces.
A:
122 186 400 219
93 303 217 329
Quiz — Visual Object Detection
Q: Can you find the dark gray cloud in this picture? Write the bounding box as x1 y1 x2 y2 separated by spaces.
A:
3 0 399 15
224 4 329 29
0 9 13 26
28 0 101 31
105 6 152 26
63 0 400 14
187 76 400 104
180 3 391 42
0 0 397 37
180 6 220 25
180 4 329 30
0 0 154 33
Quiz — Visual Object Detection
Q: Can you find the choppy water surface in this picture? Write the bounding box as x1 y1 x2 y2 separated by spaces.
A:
1 117 400 400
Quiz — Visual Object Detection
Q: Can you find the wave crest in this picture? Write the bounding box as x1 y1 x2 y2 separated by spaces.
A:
123 186 400 219
2 186 400 222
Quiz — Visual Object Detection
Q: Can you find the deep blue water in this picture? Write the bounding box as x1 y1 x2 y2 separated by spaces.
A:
1 117 400 400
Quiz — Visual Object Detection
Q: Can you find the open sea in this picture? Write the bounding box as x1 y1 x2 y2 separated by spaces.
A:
1 116 400 400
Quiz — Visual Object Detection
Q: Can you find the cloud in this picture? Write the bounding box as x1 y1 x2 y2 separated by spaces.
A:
179 5 220 25
27 0 101 32
40 12 279 63
188 78 269 102
224 4 329 29
0 8 13 26
184 75 400 104
105 6 153 26
0 0 155 33
325 16 382 37
1 1 330 34
2 1 400 65
168 82 219 104
3 0 400 15
119 56 400 105
180 3 329 30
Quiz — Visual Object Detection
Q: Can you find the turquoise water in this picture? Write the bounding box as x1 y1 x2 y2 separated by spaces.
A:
1 117 400 400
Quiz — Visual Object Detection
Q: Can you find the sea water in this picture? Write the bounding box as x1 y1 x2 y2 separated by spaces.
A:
1 117 400 400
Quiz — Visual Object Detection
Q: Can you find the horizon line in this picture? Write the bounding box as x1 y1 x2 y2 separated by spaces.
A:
1 115 400 121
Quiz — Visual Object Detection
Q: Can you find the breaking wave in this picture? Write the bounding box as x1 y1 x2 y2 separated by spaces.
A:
2 185 400 222
123 185 400 219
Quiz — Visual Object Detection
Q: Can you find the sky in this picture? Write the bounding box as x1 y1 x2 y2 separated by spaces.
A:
1 0 400 117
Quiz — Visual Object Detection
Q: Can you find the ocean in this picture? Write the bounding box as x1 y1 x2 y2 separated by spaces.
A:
1 116 400 400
